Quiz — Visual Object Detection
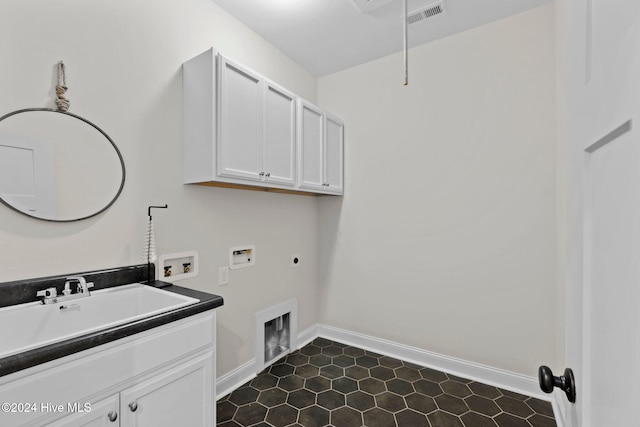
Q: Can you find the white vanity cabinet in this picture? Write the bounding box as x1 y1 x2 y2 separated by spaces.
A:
298 100 344 195
49 395 119 427
0 311 216 427
184 49 297 190
119 352 212 427
51 352 213 427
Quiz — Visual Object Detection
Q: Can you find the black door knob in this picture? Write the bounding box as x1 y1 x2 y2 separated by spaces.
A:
538 365 576 403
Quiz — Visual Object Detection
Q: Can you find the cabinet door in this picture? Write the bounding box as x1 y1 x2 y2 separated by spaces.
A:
218 56 263 182
298 100 325 191
263 81 296 186
49 395 120 427
119 352 214 427
324 114 344 194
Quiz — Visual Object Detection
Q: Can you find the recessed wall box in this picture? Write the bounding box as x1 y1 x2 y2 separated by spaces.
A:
229 245 255 270
157 251 198 282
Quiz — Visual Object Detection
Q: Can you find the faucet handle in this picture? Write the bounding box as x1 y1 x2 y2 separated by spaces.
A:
65 276 87 293
76 280 94 294
36 287 57 299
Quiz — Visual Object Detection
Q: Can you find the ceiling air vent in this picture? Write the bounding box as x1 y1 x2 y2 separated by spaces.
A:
407 1 445 25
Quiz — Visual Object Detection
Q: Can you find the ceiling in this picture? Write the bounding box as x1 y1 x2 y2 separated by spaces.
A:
211 0 551 77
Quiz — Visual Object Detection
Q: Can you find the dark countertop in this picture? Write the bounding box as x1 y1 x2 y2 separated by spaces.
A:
0 280 223 378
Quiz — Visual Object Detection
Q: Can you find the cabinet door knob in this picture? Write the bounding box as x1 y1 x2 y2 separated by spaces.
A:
129 401 138 412
107 411 118 422
259 172 265 177
265 173 271 178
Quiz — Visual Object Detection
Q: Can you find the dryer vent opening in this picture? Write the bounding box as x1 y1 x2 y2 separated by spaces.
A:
264 313 291 364
255 299 298 372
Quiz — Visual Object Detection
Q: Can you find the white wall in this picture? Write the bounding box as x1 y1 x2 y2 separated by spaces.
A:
1 0 560 387
317 4 557 376
0 0 319 378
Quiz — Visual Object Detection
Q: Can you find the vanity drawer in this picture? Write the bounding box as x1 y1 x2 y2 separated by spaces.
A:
0 311 215 426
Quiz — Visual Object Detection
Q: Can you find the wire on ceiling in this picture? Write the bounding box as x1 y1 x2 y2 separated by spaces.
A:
403 0 408 86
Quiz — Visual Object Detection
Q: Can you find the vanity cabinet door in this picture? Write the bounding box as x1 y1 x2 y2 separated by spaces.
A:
218 56 263 182
263 81 296 186
119 352 214 427
49 394 120 427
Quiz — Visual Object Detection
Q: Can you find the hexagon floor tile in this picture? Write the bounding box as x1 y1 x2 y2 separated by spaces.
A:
217 338 556 427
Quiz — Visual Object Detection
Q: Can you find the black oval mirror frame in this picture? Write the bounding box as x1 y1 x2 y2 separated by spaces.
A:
0 108 126 222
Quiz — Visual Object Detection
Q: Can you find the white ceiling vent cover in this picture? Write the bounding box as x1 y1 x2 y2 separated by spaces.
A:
351 0 396 13
407 1 445 25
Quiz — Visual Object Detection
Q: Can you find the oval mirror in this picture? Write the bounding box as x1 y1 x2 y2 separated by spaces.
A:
0 108 125 222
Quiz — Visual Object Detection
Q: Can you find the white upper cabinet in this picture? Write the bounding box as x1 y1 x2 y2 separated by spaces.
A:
183 48 342 195
263 81 296 186
324 113 344 194
183 48 218 184
298 100 344 195
298 100 324 191
218 56 263 182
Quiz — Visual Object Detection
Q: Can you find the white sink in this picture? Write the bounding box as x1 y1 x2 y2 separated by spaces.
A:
0 283 199 359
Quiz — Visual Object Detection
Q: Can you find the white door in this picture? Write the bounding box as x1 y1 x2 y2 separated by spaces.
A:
561 0 640 426
581 123 640 426
218 56 263 182
263 81 296 186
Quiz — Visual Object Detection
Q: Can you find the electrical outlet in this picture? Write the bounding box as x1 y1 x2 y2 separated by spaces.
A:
219 266 229 286
291 254 301 267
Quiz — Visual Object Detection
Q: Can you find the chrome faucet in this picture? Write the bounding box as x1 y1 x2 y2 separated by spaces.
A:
36 276 94 305
66 276 93 295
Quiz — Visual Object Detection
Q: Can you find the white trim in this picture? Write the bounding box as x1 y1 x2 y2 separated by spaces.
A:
296 324 319 349
316 324 548 399
216 323 315 400
551 389 567 427
216 359 256 400
216 323 565 426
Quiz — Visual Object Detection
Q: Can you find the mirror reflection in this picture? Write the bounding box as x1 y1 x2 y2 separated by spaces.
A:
0 109 125 222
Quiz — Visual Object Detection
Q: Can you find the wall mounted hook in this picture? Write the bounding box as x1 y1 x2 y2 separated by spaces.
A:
148 204 168 218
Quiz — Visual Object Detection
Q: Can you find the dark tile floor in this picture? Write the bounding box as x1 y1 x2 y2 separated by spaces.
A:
217 338 556 427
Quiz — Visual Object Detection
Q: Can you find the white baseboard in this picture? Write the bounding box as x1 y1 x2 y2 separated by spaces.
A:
551 389 567 427
317 324 546 399
316 324 565 426
216 324 319 400
216 323 564 427
296 324 319 348
216 358 256 400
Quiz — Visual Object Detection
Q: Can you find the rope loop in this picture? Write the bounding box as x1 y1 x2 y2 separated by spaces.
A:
55 61 70 112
